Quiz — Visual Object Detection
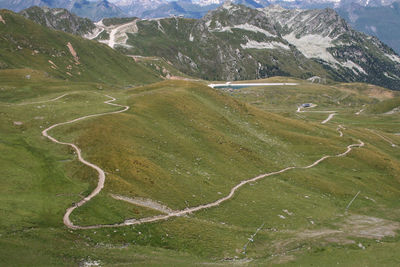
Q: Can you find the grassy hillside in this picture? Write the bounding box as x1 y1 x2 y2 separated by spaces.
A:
1 70 399 265
0 9 161 86
367 97 400 114
223 78 398 114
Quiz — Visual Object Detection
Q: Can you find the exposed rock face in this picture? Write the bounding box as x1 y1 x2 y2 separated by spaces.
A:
20 6 95 35
71 0 125 21
264 5 400 89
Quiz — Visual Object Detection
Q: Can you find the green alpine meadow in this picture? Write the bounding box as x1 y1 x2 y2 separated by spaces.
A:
0 3 399 266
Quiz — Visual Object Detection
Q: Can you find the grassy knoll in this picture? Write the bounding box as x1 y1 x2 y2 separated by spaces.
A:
0 73 399 265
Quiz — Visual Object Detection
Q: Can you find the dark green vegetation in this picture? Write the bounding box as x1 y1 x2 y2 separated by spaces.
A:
1 65 399 265
0 10 160 85
102 16 137 27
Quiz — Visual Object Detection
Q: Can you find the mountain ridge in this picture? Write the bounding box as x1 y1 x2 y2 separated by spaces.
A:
0 0 124 20
87 3 400 89
8 3 400 90
20 5 96 35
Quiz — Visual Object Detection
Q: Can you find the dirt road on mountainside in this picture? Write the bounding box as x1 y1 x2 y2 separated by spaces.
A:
43 95 364 229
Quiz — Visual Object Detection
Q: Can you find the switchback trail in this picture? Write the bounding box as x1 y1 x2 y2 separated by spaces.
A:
44 95 364 230
296 104 336 124
41 95 129 229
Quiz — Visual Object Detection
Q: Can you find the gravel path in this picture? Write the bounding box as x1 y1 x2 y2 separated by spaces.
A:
296 104 336 124
321 113 336 124
41 95 129 229
80 139 364 229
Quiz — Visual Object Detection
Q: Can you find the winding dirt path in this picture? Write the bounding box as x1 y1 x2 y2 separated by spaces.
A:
69 139 364 229
41 95 129 229
1 93 69 106
321 113 336 124
355 109 364 115
296 104 336 124
337 125 345 137
43 95 364 230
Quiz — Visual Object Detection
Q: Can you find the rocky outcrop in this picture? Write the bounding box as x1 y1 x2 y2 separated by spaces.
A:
20 6 95 35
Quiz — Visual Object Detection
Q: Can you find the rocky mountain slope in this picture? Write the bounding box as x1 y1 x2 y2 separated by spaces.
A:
20 6 96 35
86 3 400 89
71 0 124 21
112 0 400 55
263 5 400 89
14 3 400 90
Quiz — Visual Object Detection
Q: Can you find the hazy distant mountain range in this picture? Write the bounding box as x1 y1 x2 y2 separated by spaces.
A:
337 1 400 53
0 0 124 20
2 0 399 19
